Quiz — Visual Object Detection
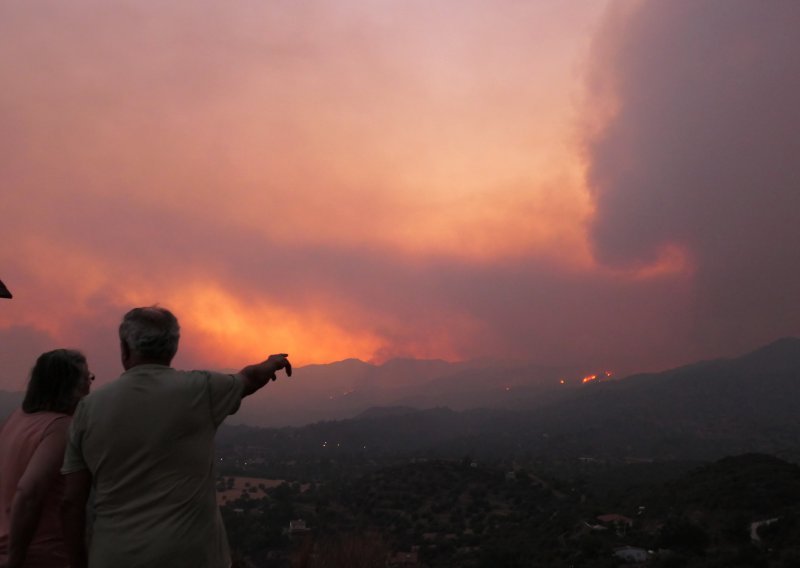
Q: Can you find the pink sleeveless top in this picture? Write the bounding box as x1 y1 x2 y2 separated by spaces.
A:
0 409 71 567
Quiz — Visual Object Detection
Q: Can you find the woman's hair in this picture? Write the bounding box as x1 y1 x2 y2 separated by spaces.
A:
22 349 87 414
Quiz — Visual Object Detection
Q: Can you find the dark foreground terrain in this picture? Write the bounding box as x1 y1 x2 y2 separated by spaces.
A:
218 451 800 567
214 339 800 567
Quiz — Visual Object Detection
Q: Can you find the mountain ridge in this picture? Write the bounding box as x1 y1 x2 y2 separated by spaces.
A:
217 337 800 462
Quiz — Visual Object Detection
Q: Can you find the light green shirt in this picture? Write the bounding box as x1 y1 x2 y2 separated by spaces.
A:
63 365 244 568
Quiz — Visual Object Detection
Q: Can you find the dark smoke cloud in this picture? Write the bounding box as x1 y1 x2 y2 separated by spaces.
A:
586 0 800 358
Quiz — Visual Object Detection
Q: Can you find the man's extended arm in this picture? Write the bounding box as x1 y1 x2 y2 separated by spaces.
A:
239 353 292 397
61 470 92 568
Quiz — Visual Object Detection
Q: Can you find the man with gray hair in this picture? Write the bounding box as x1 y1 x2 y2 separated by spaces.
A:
61 306 292 568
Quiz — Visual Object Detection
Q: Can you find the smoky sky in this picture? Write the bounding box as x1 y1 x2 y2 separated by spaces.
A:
586 0 800 358
1 1 798 391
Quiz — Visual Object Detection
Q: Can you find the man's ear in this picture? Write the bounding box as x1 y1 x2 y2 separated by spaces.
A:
120 339 131 369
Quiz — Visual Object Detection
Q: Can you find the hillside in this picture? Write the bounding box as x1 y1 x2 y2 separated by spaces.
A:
218 338 800 463
229 357 584 427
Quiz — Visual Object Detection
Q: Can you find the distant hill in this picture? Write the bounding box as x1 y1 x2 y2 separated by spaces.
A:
532 336 800 459
354 406 418 420
219 337 800 462
231 356 584 427
232 337 800 429
670 453 800 514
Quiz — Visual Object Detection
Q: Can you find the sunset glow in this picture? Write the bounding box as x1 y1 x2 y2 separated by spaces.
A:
159 285 388 368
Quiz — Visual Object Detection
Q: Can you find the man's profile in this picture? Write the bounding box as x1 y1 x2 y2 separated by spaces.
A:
61 306 291 568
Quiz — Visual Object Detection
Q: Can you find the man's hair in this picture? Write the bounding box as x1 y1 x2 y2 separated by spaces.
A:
22 349 87 414
119 306 180 362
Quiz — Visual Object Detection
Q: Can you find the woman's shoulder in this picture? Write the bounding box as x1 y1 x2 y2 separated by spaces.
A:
18 409 72 434
0 410 70 448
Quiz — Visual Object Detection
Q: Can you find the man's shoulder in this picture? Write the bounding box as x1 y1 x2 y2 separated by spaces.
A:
87 368 236 402
179 368 240 382
118 365 209 385
125 365 226 378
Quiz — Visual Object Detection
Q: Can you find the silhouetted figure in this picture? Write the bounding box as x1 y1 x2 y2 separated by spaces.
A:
61 306 292 568
0 349 93 567
0 280 11 299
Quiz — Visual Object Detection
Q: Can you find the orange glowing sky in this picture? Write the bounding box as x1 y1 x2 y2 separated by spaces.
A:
2 1 799 389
